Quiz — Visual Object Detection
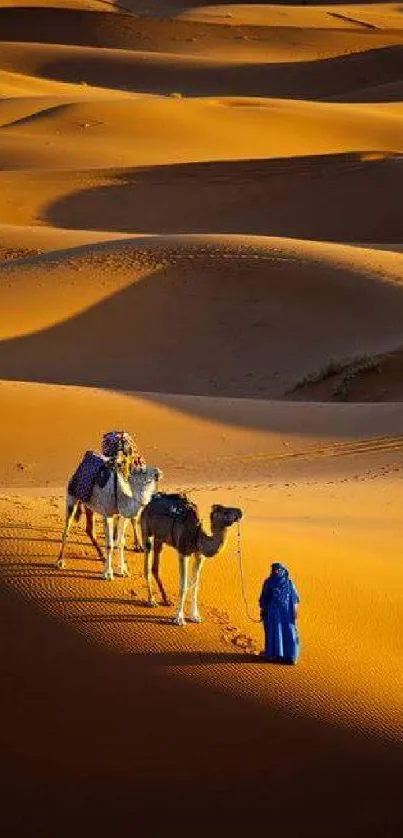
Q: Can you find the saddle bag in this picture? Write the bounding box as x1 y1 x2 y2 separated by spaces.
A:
148 492 201 555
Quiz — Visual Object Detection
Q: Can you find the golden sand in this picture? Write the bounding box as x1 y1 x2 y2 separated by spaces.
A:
0 2 402 835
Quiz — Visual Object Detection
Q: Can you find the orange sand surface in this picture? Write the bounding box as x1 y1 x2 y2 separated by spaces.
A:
1 2 403 836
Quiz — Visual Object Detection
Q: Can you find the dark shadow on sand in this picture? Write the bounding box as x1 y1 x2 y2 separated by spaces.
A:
0 569 402 837
0 7 400 56
46 152 403 243
12 44 402 101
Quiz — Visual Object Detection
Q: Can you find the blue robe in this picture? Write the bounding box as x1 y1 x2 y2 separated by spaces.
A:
259 575 300 663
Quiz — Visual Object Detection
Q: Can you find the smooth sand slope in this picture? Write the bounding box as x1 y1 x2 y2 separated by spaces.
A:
2 153 403 244
2 95 403 170
3 5 403 62
1 2 403 836
3 40 403 98
2 235 403 396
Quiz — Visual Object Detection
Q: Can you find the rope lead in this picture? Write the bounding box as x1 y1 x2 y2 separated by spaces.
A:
235 521 261 624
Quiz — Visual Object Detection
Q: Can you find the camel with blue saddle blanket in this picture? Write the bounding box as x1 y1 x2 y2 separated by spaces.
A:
57 449 161 580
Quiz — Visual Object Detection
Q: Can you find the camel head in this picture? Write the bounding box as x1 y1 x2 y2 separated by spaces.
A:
210 504 243 533
129 465 162 506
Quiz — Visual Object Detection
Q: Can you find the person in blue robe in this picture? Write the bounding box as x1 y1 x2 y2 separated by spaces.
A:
259 562 300 664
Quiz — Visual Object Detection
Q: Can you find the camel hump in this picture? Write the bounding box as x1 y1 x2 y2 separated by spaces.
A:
148 492 201 555
148 492 199 521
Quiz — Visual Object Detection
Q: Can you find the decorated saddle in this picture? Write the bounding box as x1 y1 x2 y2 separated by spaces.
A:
102 431 144 467
68 431 144 504
148 492 201 555
68 451 111 503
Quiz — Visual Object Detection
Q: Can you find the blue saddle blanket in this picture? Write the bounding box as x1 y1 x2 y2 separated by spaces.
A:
68 451 110 503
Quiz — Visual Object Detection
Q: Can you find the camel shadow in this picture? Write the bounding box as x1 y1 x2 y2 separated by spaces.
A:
0 535 62 545
126 650 261 664
71 612 173 626
0 560 54 570
0 561 101 580
46 595 135 605
0 523 62 533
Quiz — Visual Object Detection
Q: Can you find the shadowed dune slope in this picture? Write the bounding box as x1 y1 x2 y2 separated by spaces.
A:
2 6 403 62
1 153 403 245
334 79 403 101
2 41 403 98
1 236 403 397
41 153 403 243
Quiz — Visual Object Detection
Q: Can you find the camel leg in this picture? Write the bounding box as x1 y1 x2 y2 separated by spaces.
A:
143 540 157 607
173 554 189 627
189 553 205 624
103 516 114 581
132 515 143 553
116 517 129 577
84 508 103 560
56 496 77 569
152 540 170 606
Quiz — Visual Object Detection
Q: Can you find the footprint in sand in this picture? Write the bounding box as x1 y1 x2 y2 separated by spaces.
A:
209 606 257 654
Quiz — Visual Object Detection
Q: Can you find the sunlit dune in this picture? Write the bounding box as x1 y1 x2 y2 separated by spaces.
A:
179 2 403 31
0 221 130 258
2 4 403 62
2 378 403 484
1 96 403 172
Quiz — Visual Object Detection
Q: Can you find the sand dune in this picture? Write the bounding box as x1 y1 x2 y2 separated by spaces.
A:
335 79 403 102
290 345 403 402
0 221 129 256
2 377 403 487
30 153 403 243
1 1 403 835
2 5 403 62
179 3 403 30
1 95 403 172
1 152 403 244
1 235 403 396
3 40 403 99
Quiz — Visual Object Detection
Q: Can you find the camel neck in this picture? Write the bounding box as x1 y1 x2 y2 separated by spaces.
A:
199 527 228 558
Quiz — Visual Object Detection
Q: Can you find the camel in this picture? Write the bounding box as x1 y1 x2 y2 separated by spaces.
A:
57 464 162 579
140 498 242 625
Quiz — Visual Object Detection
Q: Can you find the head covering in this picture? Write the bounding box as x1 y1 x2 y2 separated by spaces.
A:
266 562 292 609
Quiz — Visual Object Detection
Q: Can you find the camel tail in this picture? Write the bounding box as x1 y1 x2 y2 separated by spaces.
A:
74 502 83 523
